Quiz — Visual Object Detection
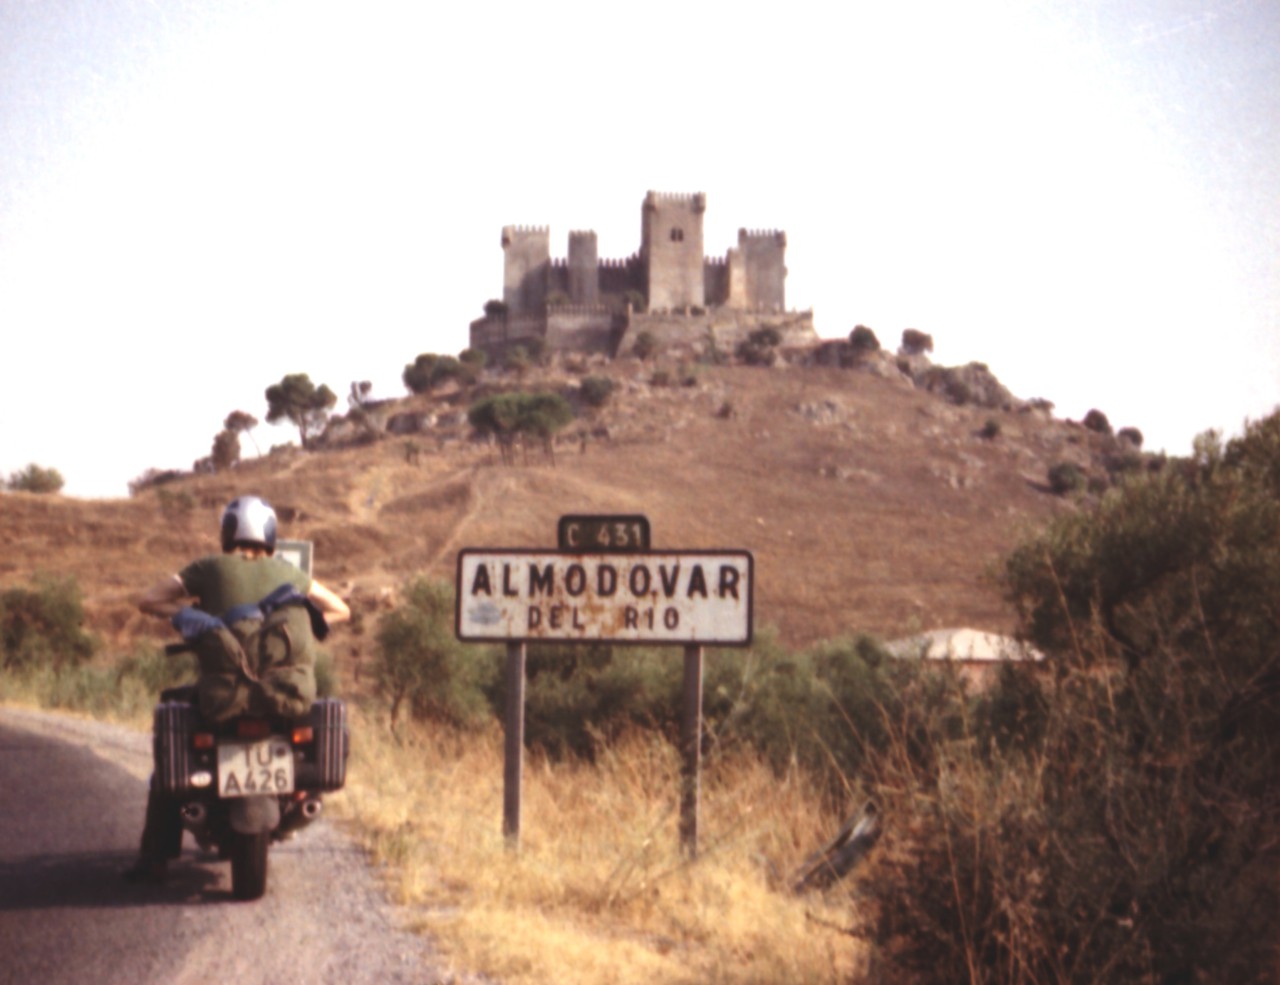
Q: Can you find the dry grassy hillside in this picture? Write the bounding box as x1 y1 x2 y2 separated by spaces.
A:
0 359 1108 668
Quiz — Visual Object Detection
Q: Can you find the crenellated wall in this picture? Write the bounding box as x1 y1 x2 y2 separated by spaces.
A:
736 229 787 311
641 190 706 311
473 192 798 360
502 226 550 314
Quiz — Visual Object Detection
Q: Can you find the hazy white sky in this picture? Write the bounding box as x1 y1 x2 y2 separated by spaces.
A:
1 0 1276 498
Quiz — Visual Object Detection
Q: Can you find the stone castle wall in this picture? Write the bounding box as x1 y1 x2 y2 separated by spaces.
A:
474 192 803 360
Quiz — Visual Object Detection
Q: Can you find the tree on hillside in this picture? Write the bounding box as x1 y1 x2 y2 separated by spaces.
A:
404 353 473 394
223 410 260 455
6 463 64 494
900 328 934 356
264 373 336 450
467 391 574 464
849 324 880 355
210 429 240 471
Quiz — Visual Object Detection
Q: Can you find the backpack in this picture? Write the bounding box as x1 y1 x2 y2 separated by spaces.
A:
191 602 318 722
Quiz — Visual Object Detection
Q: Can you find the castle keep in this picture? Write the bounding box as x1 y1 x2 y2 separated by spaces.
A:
470 191 815 359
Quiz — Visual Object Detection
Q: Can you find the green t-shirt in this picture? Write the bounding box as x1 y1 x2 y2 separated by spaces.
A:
179 554 311 619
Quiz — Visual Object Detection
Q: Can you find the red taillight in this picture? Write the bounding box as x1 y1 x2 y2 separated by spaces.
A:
192 732 216 750
291 725 314 745
235 718 272 740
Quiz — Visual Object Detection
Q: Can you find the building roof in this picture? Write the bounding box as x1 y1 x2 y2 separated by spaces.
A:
886 627 1044 664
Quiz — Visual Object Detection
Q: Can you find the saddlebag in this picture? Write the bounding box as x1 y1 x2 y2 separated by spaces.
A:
153 700 198 793
305 697 348 792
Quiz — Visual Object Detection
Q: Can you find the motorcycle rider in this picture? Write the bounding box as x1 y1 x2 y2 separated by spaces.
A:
124 494 350 883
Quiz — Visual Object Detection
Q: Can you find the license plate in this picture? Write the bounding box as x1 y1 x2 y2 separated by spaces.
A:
216 736 295 798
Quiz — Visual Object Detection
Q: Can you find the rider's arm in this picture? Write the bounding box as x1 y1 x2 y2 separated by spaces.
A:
138 574 192 619
307 579 351 624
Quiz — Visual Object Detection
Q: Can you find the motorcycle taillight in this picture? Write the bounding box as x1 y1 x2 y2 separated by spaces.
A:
235 718 272 740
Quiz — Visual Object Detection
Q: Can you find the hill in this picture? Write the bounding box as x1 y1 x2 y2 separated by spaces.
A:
0 353 1125 669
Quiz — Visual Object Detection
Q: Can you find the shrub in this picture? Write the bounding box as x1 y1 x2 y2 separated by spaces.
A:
1117 425 1144 449
373 579 495 727
6 463 64 494
404 353 470 394
979 418 1001 440
704 633 902 794
211 429 240 471
848 324 880 354
579 376 615 408
459 347 488 370
1046 461 1085 495
0 575 97 672
649 369 672 387
736 326 782 366
860 428 1280 981
632 331 658 361
494 644 680 761
483 299 507 317
900 328 934 356
1082 408 1112 434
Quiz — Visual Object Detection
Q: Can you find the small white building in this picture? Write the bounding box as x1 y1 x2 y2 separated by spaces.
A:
886 627 1044 687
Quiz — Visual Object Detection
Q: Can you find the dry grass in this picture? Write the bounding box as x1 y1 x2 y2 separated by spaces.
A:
329 706 867 984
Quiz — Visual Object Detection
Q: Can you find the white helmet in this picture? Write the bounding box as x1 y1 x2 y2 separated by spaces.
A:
220 495 278 554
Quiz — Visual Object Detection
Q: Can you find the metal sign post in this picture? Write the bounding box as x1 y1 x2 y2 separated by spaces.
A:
503 641 526 847
680 644 704 857
455 516 752 856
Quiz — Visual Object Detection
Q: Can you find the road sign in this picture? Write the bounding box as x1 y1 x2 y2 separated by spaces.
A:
276 539 313 578
456 549 753 645
557 515 651 552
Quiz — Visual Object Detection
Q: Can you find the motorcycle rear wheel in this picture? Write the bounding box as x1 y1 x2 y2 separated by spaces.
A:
230 831 270 901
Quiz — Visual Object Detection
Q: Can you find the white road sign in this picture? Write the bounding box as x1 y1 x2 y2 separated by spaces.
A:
456 550 754 645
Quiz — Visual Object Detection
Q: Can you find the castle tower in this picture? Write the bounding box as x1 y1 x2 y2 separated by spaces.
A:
502 225 550 315
736 229 787 311
641 191 705 310
567 230 599 304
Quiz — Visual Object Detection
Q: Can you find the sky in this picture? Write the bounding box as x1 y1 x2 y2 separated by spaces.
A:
0 0 1276 498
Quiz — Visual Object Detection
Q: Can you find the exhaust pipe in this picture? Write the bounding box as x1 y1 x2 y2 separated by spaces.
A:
180 802 208 827
301 798 323 821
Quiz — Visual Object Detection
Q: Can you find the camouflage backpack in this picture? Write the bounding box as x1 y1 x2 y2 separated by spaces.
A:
190 602 318 722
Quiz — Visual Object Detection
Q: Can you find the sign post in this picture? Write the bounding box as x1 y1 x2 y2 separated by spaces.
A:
503 641 526 847
455 517 752 855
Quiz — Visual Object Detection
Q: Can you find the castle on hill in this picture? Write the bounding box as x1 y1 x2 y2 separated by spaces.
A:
469 191 816 360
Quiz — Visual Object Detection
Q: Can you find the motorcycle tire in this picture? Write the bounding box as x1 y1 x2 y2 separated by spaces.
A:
230 831 270 901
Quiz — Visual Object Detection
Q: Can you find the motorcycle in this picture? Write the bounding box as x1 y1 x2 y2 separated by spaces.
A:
151 680 348 900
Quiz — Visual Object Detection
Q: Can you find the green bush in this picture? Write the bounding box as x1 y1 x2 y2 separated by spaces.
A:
900 328 934 356
467 391 575 463
858 418 1280 983
6 463 64 494
632 331 658 361
579 376 615 408
703 633 906 794
374 578 495 727
496 644 681 761
0 575 97 672
736 326 782 367
1082 407 1112 434
1046 460 1085 495
849 324 880 354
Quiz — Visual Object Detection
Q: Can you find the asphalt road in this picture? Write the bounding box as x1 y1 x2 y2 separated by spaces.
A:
0 707 469 985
